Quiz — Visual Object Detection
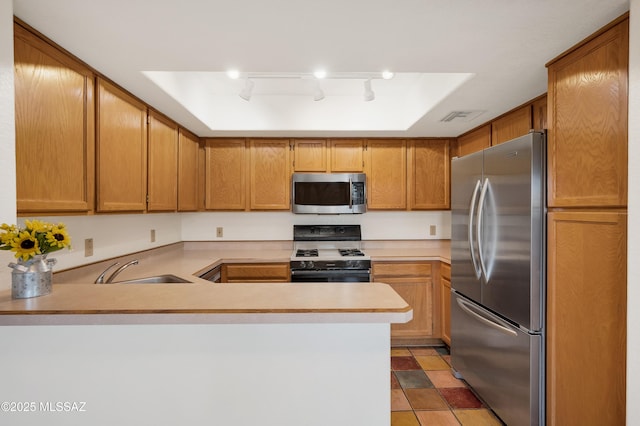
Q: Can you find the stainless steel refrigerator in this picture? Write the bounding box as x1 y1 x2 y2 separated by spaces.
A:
450 131 545 426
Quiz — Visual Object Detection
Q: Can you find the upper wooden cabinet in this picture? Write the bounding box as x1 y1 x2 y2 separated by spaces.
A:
547 18 628 208
456 124 491 157
14 23 95 214
249 139 291 210
96 78 147 212
147 111 178 212
408 139 450 210
365 140 407 210
177 128 200 211
204 139 247 210
532 95 548 130
329 139 365 172
491 105 532 145
292 139 326 172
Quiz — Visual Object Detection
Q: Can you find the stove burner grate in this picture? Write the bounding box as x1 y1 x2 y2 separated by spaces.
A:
295 249 318 257
338 248 365 257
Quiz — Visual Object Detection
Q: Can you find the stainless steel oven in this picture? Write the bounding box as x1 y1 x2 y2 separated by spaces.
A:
290 225 371 283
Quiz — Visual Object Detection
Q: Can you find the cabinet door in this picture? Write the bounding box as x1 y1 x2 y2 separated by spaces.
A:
14 24 95 214
205 139 246 210
532 95 548 130
249 139 291 210
456 125 491 157
491 105 532 145
329 139 364 172
408 139 450 210
292 139 326 172
96 78 147 212
440 263 451 346
147 111 178 211
365 140 406 210
546 210 626 426
178 128 200 211
547 19 628 208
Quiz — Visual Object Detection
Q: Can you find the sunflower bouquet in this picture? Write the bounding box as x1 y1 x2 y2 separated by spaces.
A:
0 220 71 262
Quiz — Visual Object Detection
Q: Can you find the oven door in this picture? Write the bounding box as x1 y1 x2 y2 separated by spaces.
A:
290 269 371 283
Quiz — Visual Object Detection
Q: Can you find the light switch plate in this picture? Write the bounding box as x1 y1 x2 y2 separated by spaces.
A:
84 238 93 257
150 229 156 242
216 227 223 238
429 225 437 236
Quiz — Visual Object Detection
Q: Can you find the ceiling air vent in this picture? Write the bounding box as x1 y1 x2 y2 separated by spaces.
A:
440 110 485 122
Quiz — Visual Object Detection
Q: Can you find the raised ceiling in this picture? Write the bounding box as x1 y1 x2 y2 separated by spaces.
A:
12 0 629 137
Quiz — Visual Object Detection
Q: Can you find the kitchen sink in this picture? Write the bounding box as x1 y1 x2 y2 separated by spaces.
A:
113 274 193 284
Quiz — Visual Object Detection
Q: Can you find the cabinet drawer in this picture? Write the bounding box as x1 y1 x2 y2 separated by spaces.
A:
441 263 451 280
222 263 290 281
372 262 431 278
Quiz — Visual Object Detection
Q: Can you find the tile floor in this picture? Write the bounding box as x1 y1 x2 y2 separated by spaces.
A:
391 346 504 426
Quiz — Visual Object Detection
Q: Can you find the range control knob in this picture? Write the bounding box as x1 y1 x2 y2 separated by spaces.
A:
306 261 315 270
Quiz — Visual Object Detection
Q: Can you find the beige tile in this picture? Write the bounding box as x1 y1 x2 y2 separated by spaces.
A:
426 370 465 388
392 348 413 356
391 411 421 426
415 355 450 370
391 389 412 411
404 388 449 410
415 410 461 426
409 347 439 356
454 409 503 426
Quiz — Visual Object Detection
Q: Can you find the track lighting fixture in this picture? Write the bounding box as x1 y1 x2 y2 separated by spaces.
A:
239 78 254 101
313 79 325 101
363 79 375 102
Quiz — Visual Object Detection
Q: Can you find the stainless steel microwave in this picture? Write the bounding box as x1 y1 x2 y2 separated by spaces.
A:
291 173 367 214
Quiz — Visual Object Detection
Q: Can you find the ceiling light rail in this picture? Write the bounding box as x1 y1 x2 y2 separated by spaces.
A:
231 71 393 101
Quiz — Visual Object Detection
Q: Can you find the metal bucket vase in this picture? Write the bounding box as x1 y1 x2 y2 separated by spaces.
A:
9 255 57 299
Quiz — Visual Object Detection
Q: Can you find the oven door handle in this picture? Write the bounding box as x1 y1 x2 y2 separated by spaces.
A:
291 269 371 277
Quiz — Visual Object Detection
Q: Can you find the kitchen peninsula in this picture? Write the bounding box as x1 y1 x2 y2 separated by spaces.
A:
0 242 418 426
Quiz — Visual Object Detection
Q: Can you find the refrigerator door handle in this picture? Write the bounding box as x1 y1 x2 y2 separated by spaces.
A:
456 296 518 337
468 179 482 279
476 177 490 282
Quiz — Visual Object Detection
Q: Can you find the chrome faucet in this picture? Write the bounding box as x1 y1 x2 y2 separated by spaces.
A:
105 259 140 283
94 259 139 283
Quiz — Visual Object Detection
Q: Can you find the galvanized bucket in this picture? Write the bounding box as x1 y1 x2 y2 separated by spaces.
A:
9 255 57 299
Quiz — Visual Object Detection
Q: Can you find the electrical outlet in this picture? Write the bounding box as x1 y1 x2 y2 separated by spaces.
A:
216 227 223 238
429 225 437 236
84 238 93 257
150 229 156 242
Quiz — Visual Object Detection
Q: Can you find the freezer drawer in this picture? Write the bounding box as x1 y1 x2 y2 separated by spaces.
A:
451 291 542 426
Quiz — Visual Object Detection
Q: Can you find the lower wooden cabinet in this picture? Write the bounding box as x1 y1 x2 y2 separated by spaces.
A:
440 262 451 346
221 263 290 283
546 210 626 426
372 261 434 338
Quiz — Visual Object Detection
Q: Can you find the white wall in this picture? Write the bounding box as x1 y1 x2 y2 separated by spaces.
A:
181 211 451 241
628 1 639 423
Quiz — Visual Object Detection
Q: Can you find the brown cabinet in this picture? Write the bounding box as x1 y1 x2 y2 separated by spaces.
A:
440 262 451 346
456 124 491 157
96 78 148 212
14 23 95 214
147 110 178 212
547 18 628 208
177 128 201 211
292 139 326 172
545 15 628 426
491 105 532 145
365 140 407 210
532 95 548 130
249 139 291 210
408 139 450 210
204 139 247 210
221 263 290 283
329 139 365 172
546 210 626 426
372 261 434 338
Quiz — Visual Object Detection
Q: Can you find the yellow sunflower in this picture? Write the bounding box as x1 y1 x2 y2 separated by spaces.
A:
24 219 50 233
45 226 71 250
11 230 41 261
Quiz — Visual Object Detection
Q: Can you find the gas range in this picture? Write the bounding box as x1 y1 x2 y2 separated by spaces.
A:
290 225 371 282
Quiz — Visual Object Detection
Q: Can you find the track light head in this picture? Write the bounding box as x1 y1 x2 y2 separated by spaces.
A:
363 79 375 102
239 78 254 101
